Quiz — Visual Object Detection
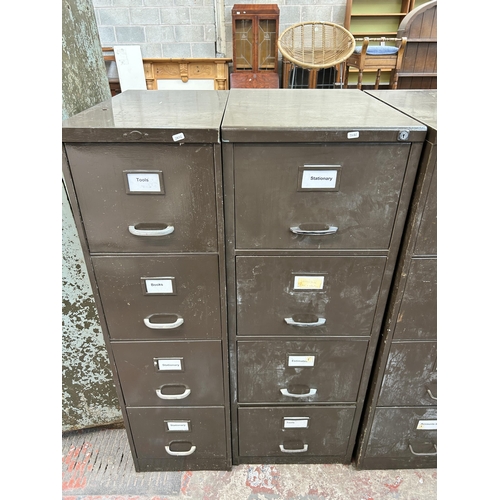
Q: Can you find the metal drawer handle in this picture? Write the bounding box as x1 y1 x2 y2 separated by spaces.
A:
279 444 308 453
280 388 317 398
128 224 174 237
144 315 184 329
409 443 437 456
284 317 326 327
165 444 196 456
426 388 437 401
290 224 338 236
156 386 191 400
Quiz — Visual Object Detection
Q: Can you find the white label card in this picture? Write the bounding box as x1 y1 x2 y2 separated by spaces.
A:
145 279 174 294
301 170 338 189
166 421 190 431
284 418 309 429
158 358 182 371
294 276 325 290
416 420 437 430
288 355 315 367
127 172 161 192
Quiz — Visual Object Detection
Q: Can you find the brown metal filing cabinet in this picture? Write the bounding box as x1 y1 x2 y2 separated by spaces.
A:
62 90 231 471
221 89 427 465
354 90 437 469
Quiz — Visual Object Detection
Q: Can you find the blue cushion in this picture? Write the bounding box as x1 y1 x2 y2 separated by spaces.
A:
354 45 399 55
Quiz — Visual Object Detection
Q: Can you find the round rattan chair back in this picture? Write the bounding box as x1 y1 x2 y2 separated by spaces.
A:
278 21 356 70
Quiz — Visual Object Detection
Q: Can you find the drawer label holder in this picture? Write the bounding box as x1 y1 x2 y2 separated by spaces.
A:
298 165 342 192
416 419 437 430
283 417 310 429
124 170 164 194
288 355 315 367
165 420 191 432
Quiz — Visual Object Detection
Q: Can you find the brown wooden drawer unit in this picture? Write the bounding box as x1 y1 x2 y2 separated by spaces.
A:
355 90 437 470
62 90 231 471
221 89 427 465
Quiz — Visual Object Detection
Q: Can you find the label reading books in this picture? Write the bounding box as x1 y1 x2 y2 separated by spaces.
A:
283 418 309 429
301 169 338 189
288 355 315 367
166 421 190 432
294 276 325 290
158 358 182 371
145 278 174 294
416 420 437 430
127 172 161 193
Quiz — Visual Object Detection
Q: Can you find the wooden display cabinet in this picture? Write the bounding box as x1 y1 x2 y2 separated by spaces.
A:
230 4 280 88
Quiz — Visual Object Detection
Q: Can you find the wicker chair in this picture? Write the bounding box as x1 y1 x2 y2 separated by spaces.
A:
278 21 356 89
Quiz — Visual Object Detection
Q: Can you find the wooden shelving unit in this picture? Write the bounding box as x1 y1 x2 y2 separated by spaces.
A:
343 0 429 87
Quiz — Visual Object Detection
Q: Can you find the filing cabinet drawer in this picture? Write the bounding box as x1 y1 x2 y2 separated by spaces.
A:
363 407 437 468
377 342 437 406
112 341 225 406
233 143 409 250
393 258 437 340
65 143 218 253
237 339 368 403
238 406 356 458
127 407 227 460
236 256 386 336
92 254 222 340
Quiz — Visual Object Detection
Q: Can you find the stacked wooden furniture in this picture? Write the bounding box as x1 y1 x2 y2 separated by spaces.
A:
230 4 280 88
62 90 232 471
221 89 427 465
355 89 437 469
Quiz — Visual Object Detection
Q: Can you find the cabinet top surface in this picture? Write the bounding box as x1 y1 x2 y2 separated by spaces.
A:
365 90 437 132
62 90 229 143
221 89 427 143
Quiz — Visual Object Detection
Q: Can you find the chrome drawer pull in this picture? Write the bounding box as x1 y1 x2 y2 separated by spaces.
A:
128 224 174 237
426 388 437 400
144 315 184 329
290 225 338 236
156 386 191 400
165 444 196 456
280 388 317 398
279 444 308 453
284 317 326 327
409 443 437 456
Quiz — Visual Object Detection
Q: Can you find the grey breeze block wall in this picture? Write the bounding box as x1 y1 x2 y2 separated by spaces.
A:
93 0 348 59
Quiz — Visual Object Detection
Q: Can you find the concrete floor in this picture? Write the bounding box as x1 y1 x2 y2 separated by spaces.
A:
62 426 437 499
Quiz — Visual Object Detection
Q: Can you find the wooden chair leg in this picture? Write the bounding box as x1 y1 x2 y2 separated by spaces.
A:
374 69 381 89
357 70 363 90
344 65 350 88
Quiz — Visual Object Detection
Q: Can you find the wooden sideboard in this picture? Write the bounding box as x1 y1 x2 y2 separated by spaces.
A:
143 58 232 90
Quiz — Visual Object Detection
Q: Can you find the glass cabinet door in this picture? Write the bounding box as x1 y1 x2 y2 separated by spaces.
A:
258 19 277 71
234 19 253 71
